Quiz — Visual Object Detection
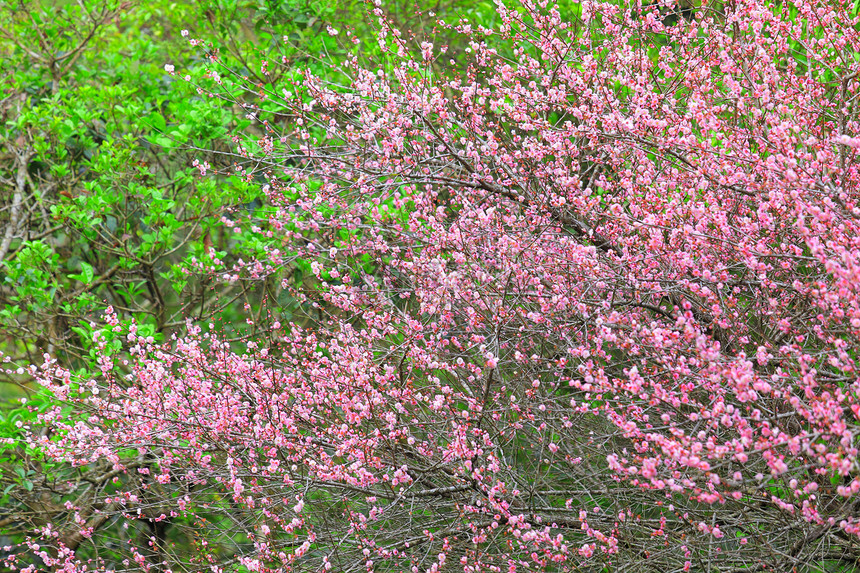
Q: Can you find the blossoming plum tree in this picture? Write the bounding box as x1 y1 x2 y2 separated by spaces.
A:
11 0 860 571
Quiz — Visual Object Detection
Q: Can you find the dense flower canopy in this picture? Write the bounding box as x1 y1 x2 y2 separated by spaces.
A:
11 0 860 572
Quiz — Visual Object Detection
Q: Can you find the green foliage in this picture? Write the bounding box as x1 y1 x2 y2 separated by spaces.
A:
0 1 287 394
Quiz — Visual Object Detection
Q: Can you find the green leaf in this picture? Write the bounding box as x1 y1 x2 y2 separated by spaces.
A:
147 112 166 133
172 280 187 296
80 262 94 284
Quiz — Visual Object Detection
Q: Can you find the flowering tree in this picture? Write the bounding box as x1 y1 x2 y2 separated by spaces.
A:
10 0 860 571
